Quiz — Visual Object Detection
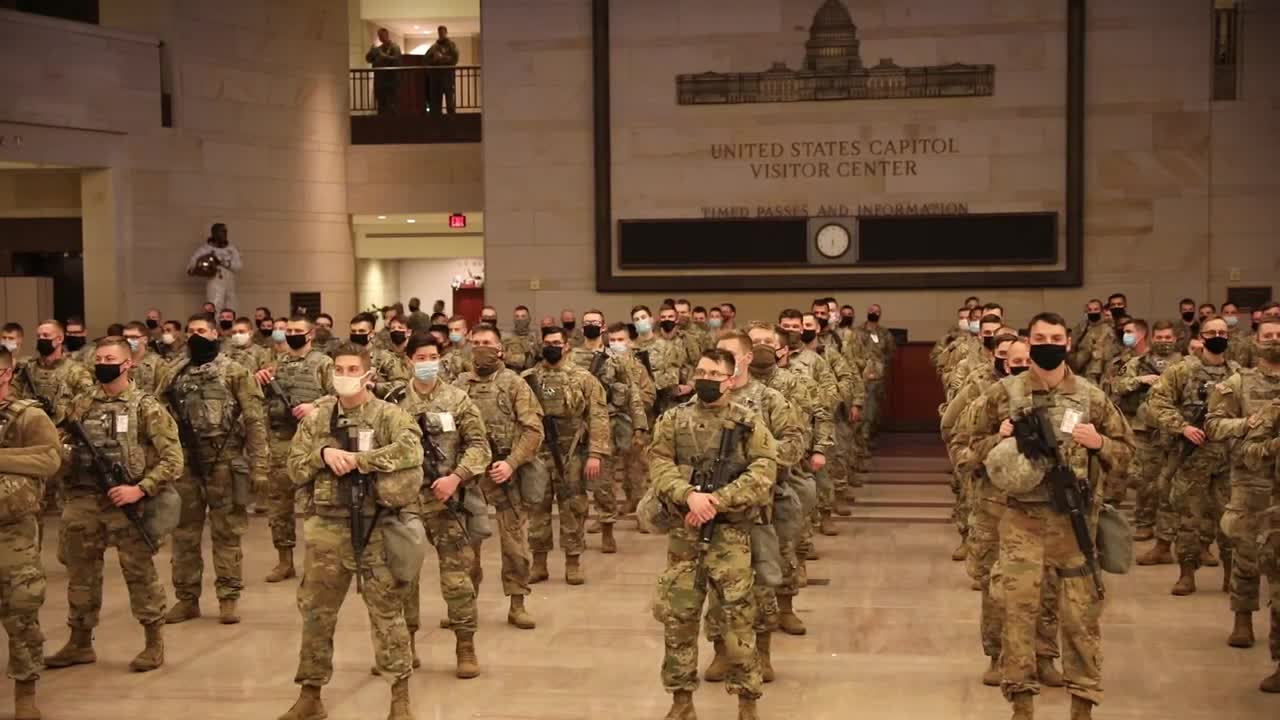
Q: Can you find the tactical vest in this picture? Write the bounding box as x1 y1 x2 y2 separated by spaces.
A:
0 400 40 445
170 356 238 439
671 401 753 507
309 398 396 518
1235 367 1280 417
1177 358 1233 425
1117 351 1180 419
408 386 465 477
70 393 147 488
464 370 519 455
270 352 327 426
1003 374 1095 502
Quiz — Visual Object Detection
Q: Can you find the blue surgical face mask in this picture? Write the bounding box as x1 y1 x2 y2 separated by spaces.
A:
635 319 652 334
1122 333 1137 348
414 360 440 381
1225 315 1239 328
968 320 980 334
707 318 722 330
448 332 465 345
608 341 628 356
272 329 286 343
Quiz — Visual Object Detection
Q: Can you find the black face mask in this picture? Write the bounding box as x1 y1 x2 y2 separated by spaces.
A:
1029 343 1068 371
259 327 273 337
866 313 880 323
389 330 407 346
480 316 497 326
816 316 829 329
984 335 1001 351
36 338 56 357
1181 311 1195 322
187 334 220 365
219 319 233 331
800 329 817 344
349 333 370 346
562 321 576 332
285 334 308 350
542 346 563 364
694 378 724 404
1087 312 1102 323
659 320 676 334
1203 336 1229 356
145 319 159 329
995 358 1008 377
583 324 602 340
839 316 854 328
64 336 86 352
1010 365 1029 376
94 362 125 384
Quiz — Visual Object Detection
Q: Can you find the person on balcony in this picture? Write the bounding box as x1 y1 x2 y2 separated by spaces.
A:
425 25 460 115
366 28 402 115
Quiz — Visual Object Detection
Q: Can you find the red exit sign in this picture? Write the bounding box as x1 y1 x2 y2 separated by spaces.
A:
449 213 467 228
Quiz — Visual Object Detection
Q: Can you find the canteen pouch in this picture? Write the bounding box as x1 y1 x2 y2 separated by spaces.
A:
381 511 428 583
517 459 548 507
142 485 182 540
770 481 805 544
1096 503 1133 574
461 487 493 540
230 457 252 508
750 522 784 588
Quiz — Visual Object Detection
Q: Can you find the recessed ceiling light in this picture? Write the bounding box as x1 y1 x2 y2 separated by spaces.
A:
406 218 416 223
413 25 419 29
376 215 387 219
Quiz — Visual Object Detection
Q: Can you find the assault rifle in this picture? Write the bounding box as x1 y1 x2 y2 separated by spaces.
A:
418 414 470 540
524 375 567 483
1179 381 1211 460
17 365 54 418
692 419 746 589
332 410 381 594
67 420 157 552
268 378 299 425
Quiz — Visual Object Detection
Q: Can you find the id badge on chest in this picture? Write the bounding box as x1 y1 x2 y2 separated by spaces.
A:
436 412 456 433
358 429 374 452
115 412 129 434
1059 409 1081 434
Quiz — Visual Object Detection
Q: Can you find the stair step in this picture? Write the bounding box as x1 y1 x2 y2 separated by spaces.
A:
870 456 952 474
846 504 953 524
853 483 956 508
862 471 952 486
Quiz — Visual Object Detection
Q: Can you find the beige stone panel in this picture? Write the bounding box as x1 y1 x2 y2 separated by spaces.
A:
1151 195 1209 239
486 128 592 169
1086 28 1154 69
934 31 1044 71
531 48 591 89
532 209 593 249
1152 111 1209 152
1207 232 1280 282
884 156 991 194
988 155 1064 194
487 84 592 129
233 177 347 215
1207 195 1280 235
1091 150 1208 196
482 210 535 247
992 69 1066 108
1208 103 1280 149
347 182 484 217
1208 145 1280 189
163 172 241 210
198 142 345 183
1085 113 1152 152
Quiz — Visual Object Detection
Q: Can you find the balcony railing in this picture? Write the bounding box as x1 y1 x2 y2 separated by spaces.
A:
349 65 481 145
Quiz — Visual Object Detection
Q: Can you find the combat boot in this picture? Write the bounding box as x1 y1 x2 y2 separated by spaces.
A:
1133 526 1154 542
1261 664 1280 693
455 632 480 679
1221 550 1233 593
951 541 967 562
757 632 775 683
1137 539 1173 565
737 695 760 720
587 518 602 534
1069 695 1094 719
982 657 1001 686
530 552 549 584
564 554 585 585
165 598 201 624
1010 691 1034 720
14 679 39 720
44 628 96 668
703 639 730 682
507 595 536 629
1171 562 1197 596
277 685 325 720
601 524 617 554
219 598 241 624
778 595 806 636
387 679 411 720
1036 657 1064 687
833 496 852 517
1199 548 1219 567
664 690 696 720
818 511 838 536
267 548 296 582
804 544 818 561
1228 612 1254 648
129 622 164 672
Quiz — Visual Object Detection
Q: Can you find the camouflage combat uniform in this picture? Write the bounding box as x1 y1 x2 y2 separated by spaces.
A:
501 328 539 373
1109 348 1181 528
287 394 423 686
634 334 685 416
128 352 166 396
224 340 272 375
264 349 334 552
1070 321 1116 385
1238 402 1280 676
967 369 1134 706
649 399 778 703
12 354 94 530
854 322 896 443
613 349 657 508
440 345 473 384
0 399 60 683
816 342 865 503
158 352 268 609
570 345 647 529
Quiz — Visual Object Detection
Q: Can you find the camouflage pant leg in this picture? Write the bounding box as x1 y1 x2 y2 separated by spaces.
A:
0 516 45 682
998 503 1102 706
532 452 588 556
268 434 297 549
970 497 1003 658
1153 460 1179 543
591 455 618 526
59 496 108 630
107 515 167 627
832 414 857 495
490 486 531 597
1171 449 1231 566
1224 484 1270 614
625 435 650 505
776 535 801 599
294 516 411 686
1131 434 1165 531
705 581 779 640
1260 506 1280 662
171 463 248 601
657 526 760 700
422 508 477 635
814 465 834 515
954 472 973 541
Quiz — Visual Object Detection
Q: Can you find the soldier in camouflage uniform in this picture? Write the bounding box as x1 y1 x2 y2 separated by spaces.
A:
157 315 269 625
801 311 861 528
857 304 897 442
501 305 539 372
1141 317 1237 593
280 342 423 720
351 315 412 395
571 310 647 553
0 346 60 719
777 310 837 546
254 315 334 583
606 323 657 518
1207 314 1280 649
657 305 699 382
62 317 93 367
931 308 976 375
439 315 475 382
674 300 711 355
650 348 778 720
1173 298 1200 355
1238 396 1280 692
311 314 340 356
1069 299 1117 386
223 317 272 374
967 312 1134 720
45 337 184 674
121 321 165 395
396 333 489 678
454 324 542 629
523 327 610 585
154 320 187 363
633 305 689 417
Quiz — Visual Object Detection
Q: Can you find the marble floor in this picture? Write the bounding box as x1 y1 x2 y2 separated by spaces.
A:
10 449 1277 720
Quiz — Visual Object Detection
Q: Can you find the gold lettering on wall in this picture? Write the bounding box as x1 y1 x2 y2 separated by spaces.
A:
710 137 960 180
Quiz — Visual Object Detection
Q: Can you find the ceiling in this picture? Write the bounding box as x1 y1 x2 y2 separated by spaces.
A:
374 18 480 37
0 160 75 170
352 211 484 234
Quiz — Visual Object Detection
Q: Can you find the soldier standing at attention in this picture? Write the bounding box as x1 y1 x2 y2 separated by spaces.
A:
633 304 687 417
0 346 61 720
501 305 538 372
605 322 657 520
967 312 1134 720
454 323 542 629
1238 389 1280 692
442 315 474 382
651 348 778 720
44 337 184 674
158 315 269 625
1069 299 1116 385
254 315 334 583
279 343 423 720
523 327 610 586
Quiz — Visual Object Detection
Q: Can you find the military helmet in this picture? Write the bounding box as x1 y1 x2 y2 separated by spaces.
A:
190 252 219 278
985 436 1047 495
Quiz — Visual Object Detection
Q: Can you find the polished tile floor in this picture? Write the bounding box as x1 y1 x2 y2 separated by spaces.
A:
14 495 1277 720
